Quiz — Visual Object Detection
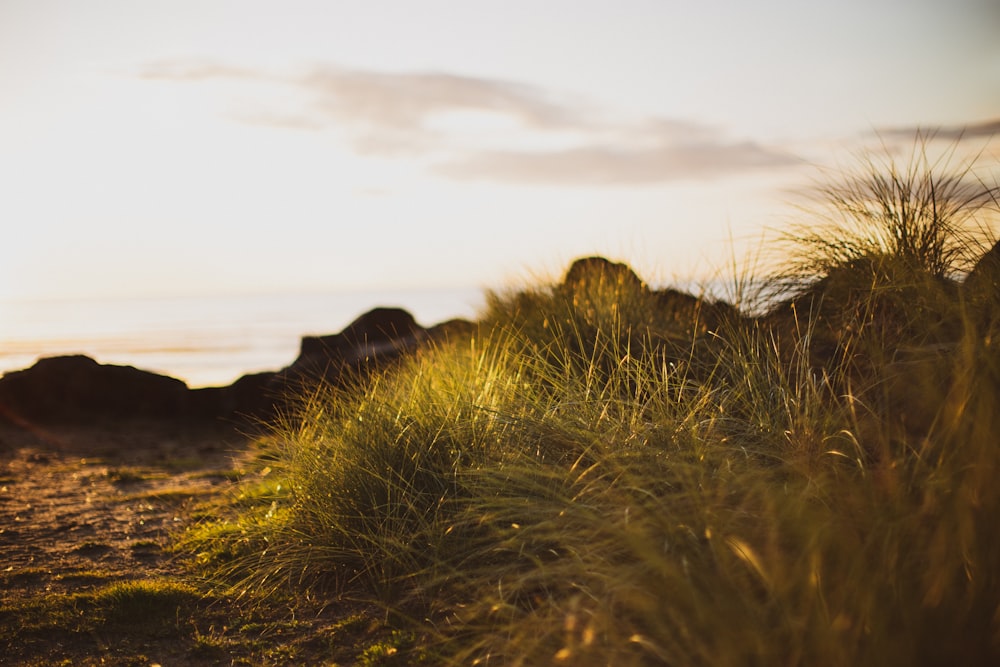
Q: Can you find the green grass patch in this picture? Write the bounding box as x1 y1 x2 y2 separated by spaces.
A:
0 579 199 640
91 579 200 625
70 540 113 556
55 568 119 587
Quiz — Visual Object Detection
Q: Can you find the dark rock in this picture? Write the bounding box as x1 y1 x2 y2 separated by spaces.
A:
187 372 278 422
186 385 229 419
561 256 739 336
562 256 645 291
964 240 1000 304
341 307 423 345
202 307 449 421
763 255 962 364
299 307 422 358
284 307 427 384
0 355 191 424
881 344 956 437
653 287 740 334
224 371 282 418
0 306 469 428
426 318 477 342
961 241 1000 336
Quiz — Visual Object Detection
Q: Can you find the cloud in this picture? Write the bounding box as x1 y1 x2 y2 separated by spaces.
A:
291 66 596 155
879 117 1000 140
137 58 800 184
434 141 799 185
956 118 1000 138
302 66 583 132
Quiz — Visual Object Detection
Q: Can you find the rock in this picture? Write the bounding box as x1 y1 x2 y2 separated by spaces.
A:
0 355 191 424
964 241 1000 312
560 256 739 336
426 318 477 342
342 307 424 345
297 307 423 362
562 256 645 291
961 241 1000 336
186 371 280 422
0 304 478 428
653 287 740 334
284 307 427 384
881 344 956 437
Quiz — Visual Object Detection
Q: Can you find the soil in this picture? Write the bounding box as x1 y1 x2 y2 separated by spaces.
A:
0 419 385 666
0 419 244 581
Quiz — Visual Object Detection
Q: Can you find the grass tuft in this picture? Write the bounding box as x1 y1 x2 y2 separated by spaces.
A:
182 141 1000 665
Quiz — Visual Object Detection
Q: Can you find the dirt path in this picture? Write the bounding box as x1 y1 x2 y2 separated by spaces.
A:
0 420 247 594
0 420 257 664
0 420 391 665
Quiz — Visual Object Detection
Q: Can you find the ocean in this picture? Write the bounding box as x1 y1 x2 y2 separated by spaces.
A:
0 288 486 388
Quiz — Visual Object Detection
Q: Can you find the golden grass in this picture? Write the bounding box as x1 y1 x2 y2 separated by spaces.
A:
183 140 1000 665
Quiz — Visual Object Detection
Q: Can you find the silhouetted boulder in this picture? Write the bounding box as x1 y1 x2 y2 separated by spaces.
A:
297 307 423 363
426 317 477 342
653 287 740 334
285 307 427 383
562 256 645 291
964 241 1000 310
342 307 423 345
0 355 191 424
560 256 739 338
960 240 1000 338
762 255 963 375
190 371 279 422
0 304 474 428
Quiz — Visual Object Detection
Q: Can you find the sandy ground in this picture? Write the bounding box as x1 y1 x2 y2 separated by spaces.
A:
0 419 250 595
0 419 261 666
0 420 402 665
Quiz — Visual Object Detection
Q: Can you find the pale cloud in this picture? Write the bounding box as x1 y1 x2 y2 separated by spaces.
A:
434 141 799 185
302 66 581 132
297 66 594 155
950 118 1000 138
880 117 1000 141
136 58 802 184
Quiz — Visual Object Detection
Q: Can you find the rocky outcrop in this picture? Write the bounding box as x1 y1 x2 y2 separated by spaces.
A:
286 307 426 382
0 307 477 427
0 355 193 423
562 256 645 292
0 258 749 428
963 241 1000 332
964 240 1000 302
561 255 737 334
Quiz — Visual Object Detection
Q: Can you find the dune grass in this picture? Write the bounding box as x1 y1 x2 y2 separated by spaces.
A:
184 142 1000 665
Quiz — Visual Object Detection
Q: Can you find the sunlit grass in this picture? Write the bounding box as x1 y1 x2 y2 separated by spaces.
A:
182 141 1000 665
774 134 997 286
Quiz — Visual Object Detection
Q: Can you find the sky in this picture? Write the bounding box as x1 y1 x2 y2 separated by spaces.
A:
1 0 998 302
